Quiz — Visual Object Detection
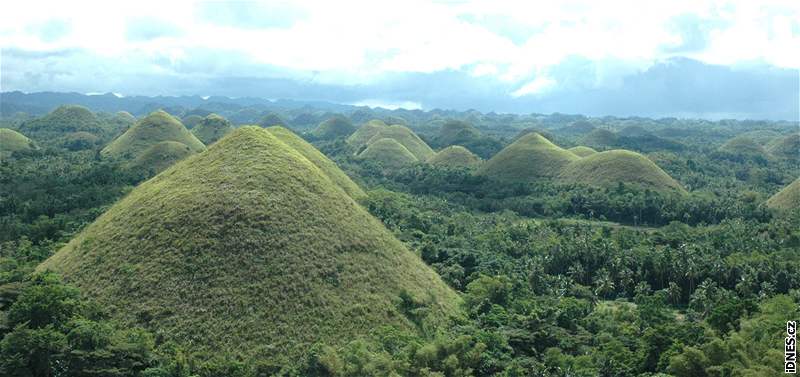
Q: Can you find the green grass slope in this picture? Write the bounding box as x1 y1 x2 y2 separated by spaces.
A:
346 119 389 149
38 126 459 361
258 112 289 128
126 141 195 176
437 120 480 146
19 105 107 140
182 115 204 129
313 115 356 139
718 135 767 157
428 145 481 168
568 146 598 157
265 126 366 200
191 114 233 145
580 129 618 148
766 133 799 160
0 128 35 153
559 150 686 194
358 138 419 169
366 125 435 161
101 110 206 160
476 133 579 182
766 178 800 212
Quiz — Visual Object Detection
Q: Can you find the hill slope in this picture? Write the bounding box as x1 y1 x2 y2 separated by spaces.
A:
366 125 435 161
436 120 481 146
358 138 419 169
568 146 598 157
313 115 356 139
0 128 35 153
265 126 366 200
559 150 686 194
19 105 108 141
718 136 767 157
477 133 579 182
347 119 389 150
101 110 206 159
766 178 800 212
38 126 459 361
767 133 799 160
580 129 618 148
428 146 481 168
125 141 195 176
191 114 233 145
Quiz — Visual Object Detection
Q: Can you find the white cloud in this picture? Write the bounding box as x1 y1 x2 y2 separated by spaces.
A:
511 76 557 97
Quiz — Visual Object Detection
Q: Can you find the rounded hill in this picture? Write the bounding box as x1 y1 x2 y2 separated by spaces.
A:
191 114 233 145
366 125 435 161
476 133 579 182
767 133 799 160
718 135 767 157
38 126 459 362
101 110 206 160
126 141 195 176
568 146 597 157
265 126 366 200
346 119 389 149
436 120 480 146
258 112 289 128
428 146 481 168
580 129 618 148
0 128 35 153
558 150 685 194
358 138 419 169
766 178 800 212
313 115 356 139
19 105 107 140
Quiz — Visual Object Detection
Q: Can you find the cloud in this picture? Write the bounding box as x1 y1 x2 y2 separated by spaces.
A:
196 1 307 29
512 76 557 97
126 18 182 41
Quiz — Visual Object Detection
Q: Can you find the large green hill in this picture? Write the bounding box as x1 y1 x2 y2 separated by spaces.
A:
766 133 799 160
19 105 108 141
191 114 233 145
38 126 458 361
265 126 366 200
358 138 419 169
346 119 389 150
258 112 289 128
580 129 618 148
718 135 768 158
428 145 481 168
477 133 579 182
0 128 35 153
436 120 480 146
313 115 356 139
559 150 686 194
567 146 598 157
126 141 196 176
101 110 206 160
366 125 435 161
766 178 800 212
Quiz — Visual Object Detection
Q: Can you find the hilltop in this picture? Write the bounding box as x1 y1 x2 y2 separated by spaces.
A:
428 145 481 168
559 150 686 194
766 178 800 212
580 129 618 148
313 115 356 139
258 112 289 128
19 105 108 141
265 126 366 199
126 141 195 176
358 138 419 169
0 128 35 153
101 110 206 159
718 135 767 157
366 125 435 161
38 126 459 362
568 146 597 157
477 133 579 182
436 120 481 146
767 133 799 160
191 114 233 145
346 119 389 150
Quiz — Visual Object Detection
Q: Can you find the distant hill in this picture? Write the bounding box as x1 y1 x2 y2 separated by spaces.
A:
313 115 356 139
580 129 618 149
766 178 800 212
513 127 556 143
718 135 768 158
258 112 289 128
559 150 686 194
366 125 435 161
266 126 366 200
18 105 109 141
477 133 579 182
0 128 35 153
617 125 651 137
191 114 233 145
182 114 204 129
126 141 195 176
568 146 597 157
358 138 419 169
38 126 459 361
101 110 206 160
346 119 390 150
766 133 799 160
554 120 596 136
436 120 481 146
428 145 481 168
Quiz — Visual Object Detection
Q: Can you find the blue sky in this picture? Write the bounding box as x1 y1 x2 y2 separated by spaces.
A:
1 0 798 119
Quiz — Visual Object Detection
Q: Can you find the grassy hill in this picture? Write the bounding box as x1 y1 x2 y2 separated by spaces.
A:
766 133 799 160
766 178 800 212
436 120 480 146
580 129 618 148
718 135 767 157
19 105 108 141
126 141 195 176
101 110 206 160
265 126 366 200
358 138 419 169
568 146 598 157
0 128 35 153
182 115 204 129
258 112 289 128
366 125 435 161
617 125 651 137
476 133 579 182
38 126 459 362
346 119 389 150
428 145 481 168
514 128 556 143
313 115 356 139
191 114 233 145
559 150 686 194
554 120 595 136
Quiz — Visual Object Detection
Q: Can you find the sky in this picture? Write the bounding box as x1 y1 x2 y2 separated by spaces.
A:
1 0 798 120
